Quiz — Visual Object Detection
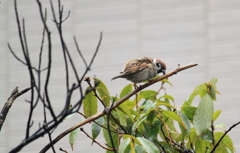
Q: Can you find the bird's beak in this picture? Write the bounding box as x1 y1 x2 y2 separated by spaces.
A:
162 69 166 75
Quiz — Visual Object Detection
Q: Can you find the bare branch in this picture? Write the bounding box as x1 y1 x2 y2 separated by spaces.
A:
211 121 240 153
73 36 88 68
0 86 33 131
80 128 115 151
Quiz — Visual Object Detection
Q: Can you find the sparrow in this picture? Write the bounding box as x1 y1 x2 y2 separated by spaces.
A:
111 56 166 84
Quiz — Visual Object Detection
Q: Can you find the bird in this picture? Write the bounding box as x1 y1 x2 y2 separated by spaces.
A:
111 56 166 85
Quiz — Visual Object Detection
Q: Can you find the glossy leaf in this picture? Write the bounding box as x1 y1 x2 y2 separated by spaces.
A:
161 78 173 86
215 123 226 130
118 102 134 122
160 95 174 102
178 110 191 134
213 110 222 122
145 120 160 141
200 130 213 142
209 78 219 101
215 132 235 152
92 117 104 140
123 100 136 110
184 83 207 106
156 102 175 109
140 90 158 101
116 109 127 126
119 138 131 153
146 109 157 126
94 78 111 106
181 106 197 121
186 128 197 149
134 144 145 153
162 110 184 127
69 128 80 151
132 116 147 133
195 137 210 153
137 137 159 153
103 123 119 152
159 118 178 140
193 94 214 136
83 87 98 117
120 84 133 99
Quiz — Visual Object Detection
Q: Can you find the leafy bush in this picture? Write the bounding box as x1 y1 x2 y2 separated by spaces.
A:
70 77 234 153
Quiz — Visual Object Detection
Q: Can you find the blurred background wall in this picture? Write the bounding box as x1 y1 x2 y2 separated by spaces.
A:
1 0 240 152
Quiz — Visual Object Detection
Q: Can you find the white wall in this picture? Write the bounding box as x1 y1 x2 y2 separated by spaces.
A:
1 0 240 152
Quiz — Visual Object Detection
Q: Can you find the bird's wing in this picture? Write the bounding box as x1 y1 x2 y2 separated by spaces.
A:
121 57 153 75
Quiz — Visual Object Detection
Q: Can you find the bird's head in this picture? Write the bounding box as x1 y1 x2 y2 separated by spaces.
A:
153 59 166 75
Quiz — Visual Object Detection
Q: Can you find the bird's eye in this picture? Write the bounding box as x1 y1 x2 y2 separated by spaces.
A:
156 62 161 68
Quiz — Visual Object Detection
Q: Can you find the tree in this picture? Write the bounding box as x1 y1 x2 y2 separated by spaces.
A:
1 0 238 153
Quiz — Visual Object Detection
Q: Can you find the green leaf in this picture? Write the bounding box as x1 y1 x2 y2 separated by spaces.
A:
186 128 197 149
120 84 133 99
156 102 175 109
162 110 184 127
209 78 219 101
146 109 157 126
83 86 98 117
213 110 222 122
144 120 160 141
200 130 213 142
193 94 214 136
139 90 158 101
116 109 127 126
69 128 80 151
215 123 226 130
136 137 159 153
214 132 235 152
195 137 210 153
181 106 197 121
160 95 174 102
132 116 147 133
94 78 111 107
161 78 173 86
184 83 207 106
103 123 119 152
159 118 178 140
92 117 105 140
123 100 136 110
178 110 191 134
118 102 134 122
119 138 131 153
134 144 145 153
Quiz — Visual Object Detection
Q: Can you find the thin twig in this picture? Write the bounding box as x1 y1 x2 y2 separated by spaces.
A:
80 128 115 151
210 121 240 153
106 101 117 153
211 121 215 145
78 112 121 134
0 86 33 131
73 36 88 68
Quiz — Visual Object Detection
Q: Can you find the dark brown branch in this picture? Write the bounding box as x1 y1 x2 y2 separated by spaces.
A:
106 101 117 153
211 121 215 145
59 147 69 153
73 36 88 68
77 112 121 134
0 86 33 131
80 128 115 151
40 63 198 152
210 121 240 153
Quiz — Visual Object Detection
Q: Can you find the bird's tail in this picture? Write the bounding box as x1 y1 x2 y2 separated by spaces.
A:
111 75 121 81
